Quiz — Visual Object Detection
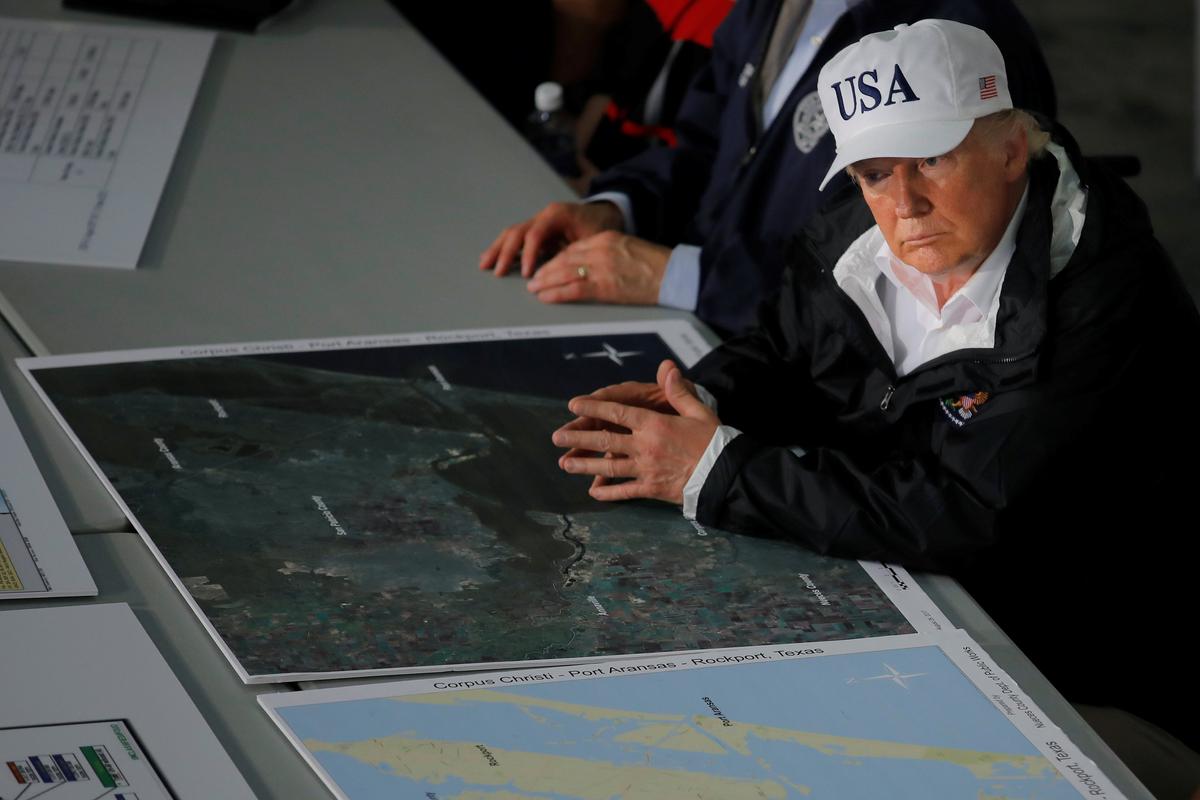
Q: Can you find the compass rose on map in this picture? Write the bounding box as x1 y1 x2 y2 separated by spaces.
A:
846 662 928 689
563 343 644 366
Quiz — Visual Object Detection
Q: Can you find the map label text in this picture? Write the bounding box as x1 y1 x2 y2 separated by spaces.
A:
691 652 769 666
703 696 733 727
798 573 831 606
311 495 348 537
474 744 499 767
153 437 182 470
428 365 453 391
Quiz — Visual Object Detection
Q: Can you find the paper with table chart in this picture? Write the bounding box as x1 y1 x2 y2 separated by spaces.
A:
263 632 1126 800
0 386 95 599
0 16 212 268
0 720 172 800
21 321 951 683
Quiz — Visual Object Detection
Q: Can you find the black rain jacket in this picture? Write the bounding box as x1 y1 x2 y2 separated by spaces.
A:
689 127 1200 745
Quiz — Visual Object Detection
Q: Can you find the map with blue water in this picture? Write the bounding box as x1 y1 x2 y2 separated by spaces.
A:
268 638 1117 800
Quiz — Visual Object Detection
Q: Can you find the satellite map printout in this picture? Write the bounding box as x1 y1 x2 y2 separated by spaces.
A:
23 322 949 683
263 633 1125 800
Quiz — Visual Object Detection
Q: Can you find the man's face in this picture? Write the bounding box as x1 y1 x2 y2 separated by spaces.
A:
851 124 1028 281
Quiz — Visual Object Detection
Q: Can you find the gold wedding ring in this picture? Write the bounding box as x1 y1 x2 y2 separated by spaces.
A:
577 264 589 279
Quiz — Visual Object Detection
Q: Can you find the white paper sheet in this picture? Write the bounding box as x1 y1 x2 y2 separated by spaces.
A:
0 385 95 599
263 633 1127 800
0 16 213 268
0 603 256 799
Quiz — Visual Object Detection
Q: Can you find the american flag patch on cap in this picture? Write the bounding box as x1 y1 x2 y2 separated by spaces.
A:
979 75 998 100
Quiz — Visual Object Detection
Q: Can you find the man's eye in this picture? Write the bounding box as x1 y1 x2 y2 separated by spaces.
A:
860 171 887 185
922 156 941 168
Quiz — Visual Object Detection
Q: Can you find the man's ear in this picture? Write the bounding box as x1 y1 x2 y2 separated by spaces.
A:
1004 125 1030 183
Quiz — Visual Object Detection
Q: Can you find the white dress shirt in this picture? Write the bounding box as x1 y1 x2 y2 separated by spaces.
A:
865 189 1027 376
682 187 1031 519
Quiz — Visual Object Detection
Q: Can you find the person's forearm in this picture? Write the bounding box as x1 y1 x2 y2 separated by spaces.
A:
695 437 998 572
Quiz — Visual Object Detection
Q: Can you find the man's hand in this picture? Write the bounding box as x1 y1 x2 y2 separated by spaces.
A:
479 201 623 278
526 231 670 305
554 360 686 463
556 360 697 442
552 361 717 505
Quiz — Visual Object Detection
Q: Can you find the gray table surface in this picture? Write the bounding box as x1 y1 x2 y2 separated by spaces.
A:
0 2 1151 798
0 0 697 533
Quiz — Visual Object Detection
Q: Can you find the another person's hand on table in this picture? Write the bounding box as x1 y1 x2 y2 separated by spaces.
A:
526 231 670 304
479 201 623 278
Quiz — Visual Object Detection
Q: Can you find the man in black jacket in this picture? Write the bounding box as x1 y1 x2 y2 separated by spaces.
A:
479 0 1056 336
552 19 1200 795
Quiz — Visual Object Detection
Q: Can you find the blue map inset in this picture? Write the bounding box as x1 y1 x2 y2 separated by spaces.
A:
278 644 1079 799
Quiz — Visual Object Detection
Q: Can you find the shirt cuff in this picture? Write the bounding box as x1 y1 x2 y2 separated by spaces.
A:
682 424 741 520
657 244 701 311
693 382 718 414
584 191 635 235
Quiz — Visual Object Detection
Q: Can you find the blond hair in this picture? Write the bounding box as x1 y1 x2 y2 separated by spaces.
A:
843 108 1049 183
973 108 1050 158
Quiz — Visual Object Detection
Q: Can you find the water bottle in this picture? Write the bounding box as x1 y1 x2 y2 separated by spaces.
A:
524 82 580 178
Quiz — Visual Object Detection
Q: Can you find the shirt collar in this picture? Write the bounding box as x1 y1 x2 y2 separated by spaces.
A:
874 186 1030 318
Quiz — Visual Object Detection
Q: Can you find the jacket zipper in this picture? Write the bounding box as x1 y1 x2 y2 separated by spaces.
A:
804 239 1041 414
738 144 758 170
967 354 1032 366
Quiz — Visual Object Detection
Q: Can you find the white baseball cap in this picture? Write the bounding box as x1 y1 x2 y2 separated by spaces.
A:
817 19 1012 190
